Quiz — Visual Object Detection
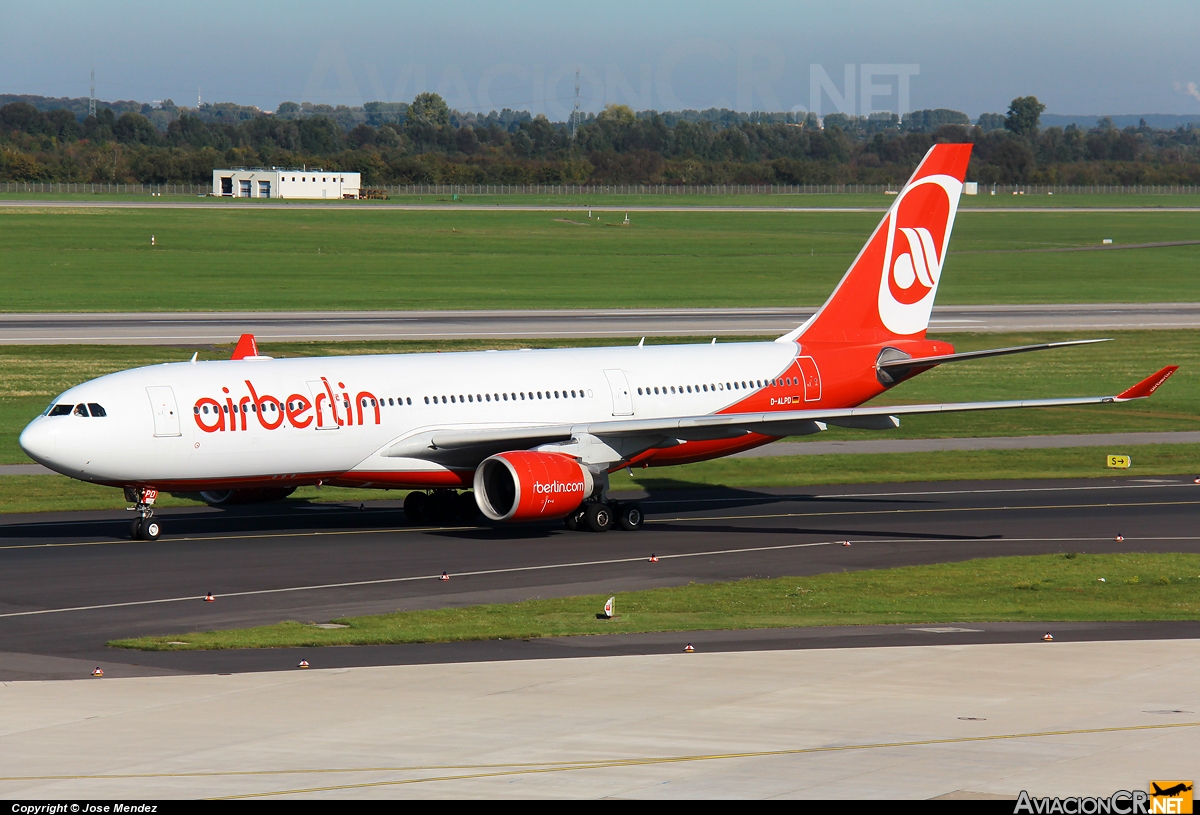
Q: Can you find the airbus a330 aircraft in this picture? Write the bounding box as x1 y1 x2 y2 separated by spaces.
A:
20 143 1177 540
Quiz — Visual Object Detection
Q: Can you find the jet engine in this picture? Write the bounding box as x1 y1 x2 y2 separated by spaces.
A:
473 451 594 522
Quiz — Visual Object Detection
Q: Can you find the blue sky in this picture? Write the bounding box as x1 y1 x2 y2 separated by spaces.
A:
4 1 1199 117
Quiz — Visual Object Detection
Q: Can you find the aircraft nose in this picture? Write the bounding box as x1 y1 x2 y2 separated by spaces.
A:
19 418 57 466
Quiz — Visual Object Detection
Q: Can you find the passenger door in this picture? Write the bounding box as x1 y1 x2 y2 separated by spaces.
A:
307 380 341 430
796 356 822 402
145 386 181 437
603 369 634 416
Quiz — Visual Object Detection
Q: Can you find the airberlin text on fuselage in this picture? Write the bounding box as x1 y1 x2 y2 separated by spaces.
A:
193 377 380 433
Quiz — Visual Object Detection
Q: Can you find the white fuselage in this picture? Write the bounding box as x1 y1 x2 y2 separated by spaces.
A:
20 341 802 488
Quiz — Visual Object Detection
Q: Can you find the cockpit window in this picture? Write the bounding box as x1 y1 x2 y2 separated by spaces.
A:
73 404 89 417
48 404 73 416
87 403 107 417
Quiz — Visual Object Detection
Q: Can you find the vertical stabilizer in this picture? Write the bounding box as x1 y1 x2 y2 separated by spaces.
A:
781 143 972 345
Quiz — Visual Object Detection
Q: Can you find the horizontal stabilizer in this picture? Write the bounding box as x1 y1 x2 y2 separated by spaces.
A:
877 339 1110 372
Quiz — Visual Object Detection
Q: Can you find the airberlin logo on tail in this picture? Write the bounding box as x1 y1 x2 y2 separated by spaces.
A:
877 173 963 335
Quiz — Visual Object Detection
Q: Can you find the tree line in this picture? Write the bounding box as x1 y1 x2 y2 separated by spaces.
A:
2 92 1199 186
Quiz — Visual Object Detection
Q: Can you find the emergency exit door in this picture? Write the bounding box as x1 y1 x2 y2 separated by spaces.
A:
603 369 634 416
145 386 181 437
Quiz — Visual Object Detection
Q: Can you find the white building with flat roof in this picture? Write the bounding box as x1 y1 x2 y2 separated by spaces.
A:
212 168 361 199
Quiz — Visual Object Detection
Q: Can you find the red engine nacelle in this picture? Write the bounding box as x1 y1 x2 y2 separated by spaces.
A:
473 451 594 522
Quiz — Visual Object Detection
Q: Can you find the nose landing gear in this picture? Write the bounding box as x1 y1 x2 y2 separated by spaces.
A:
125 486 162 540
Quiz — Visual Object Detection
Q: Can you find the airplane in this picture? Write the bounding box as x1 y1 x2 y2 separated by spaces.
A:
19 143 1178 541
1152 783 1193 797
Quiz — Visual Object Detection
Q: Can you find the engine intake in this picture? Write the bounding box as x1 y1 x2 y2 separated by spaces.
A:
474 451 593 522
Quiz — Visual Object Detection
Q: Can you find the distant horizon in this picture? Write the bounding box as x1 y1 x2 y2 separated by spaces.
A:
4 90 1199 131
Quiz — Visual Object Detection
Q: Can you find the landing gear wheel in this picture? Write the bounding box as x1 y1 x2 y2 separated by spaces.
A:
142 520 161 540
585 502 614 533
427 489 459 525
617 503 644 531
455 491 480 524
564 506 586 531
130 517 144 540
403 491 429 525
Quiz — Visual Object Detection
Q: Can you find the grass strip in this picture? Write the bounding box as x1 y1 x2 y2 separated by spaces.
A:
110 553 1200 650
2 208 1199 312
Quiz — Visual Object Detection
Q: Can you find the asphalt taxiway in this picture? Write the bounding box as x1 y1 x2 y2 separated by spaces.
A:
3 303 1199 344
2 476 1198 680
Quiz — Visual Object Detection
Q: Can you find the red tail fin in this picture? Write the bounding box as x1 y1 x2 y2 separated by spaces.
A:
783 143 972 345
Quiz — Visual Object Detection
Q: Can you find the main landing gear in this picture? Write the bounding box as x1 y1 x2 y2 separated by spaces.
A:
403 489 481 526
564 500 644 533
125 486 162 540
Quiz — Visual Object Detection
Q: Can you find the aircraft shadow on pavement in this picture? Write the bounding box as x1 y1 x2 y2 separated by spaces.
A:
0 485 941 542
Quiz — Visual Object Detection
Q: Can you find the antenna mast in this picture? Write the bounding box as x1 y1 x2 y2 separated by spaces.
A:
88 69 96 118
570 67 580 140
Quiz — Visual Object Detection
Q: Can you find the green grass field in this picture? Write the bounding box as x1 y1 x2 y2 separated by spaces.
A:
1 206 1198 311
110 552 1200 650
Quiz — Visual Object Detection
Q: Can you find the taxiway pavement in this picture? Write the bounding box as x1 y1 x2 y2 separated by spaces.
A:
1 477 1198 680
2 640 1198 799
2 302 1199 345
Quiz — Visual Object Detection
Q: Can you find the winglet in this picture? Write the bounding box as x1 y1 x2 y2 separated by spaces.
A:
231 333 259 360
1115 366 1178 401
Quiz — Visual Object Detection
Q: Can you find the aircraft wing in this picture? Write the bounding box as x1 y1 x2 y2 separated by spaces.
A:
386 366 1177 459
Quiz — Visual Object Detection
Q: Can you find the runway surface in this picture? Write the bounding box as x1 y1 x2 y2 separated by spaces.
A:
2 476 1198 681
4 198 1200 213
3 302 1198 344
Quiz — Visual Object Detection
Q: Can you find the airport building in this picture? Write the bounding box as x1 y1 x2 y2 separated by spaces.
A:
212 168 362 199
